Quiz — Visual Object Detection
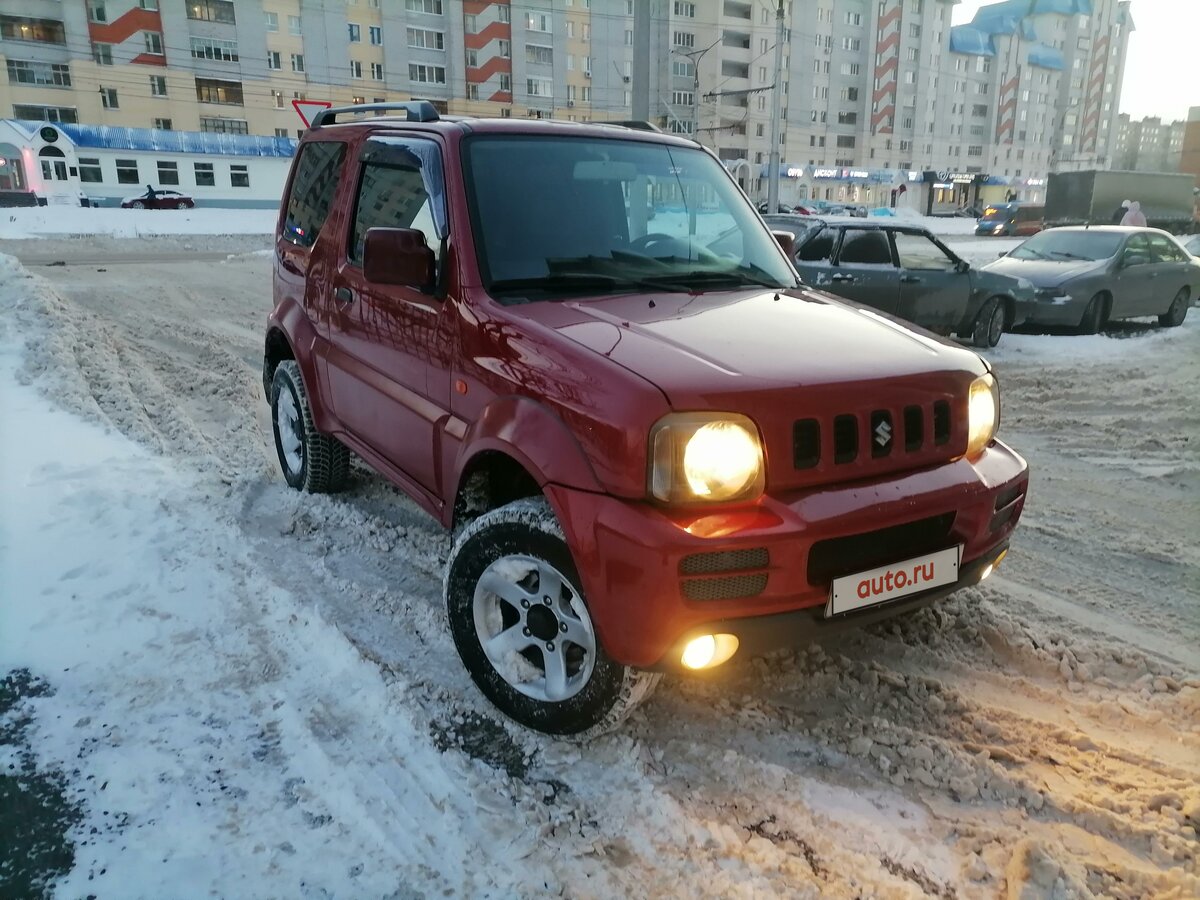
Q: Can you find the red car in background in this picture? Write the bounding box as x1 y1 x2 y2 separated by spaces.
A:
121 187 195 210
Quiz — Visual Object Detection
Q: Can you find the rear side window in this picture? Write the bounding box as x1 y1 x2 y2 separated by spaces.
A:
797 228 836 262
1148 234 1185 263
837 230 893 265
283 141 346 248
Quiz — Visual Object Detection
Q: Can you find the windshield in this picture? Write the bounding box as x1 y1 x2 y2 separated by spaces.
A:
1010 230 1124 261
462 135 796 301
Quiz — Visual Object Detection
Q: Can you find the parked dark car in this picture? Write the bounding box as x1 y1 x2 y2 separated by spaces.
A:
976 202 1044 236
765 215 1035 347
983 226 1197 332
121 188 196 210
262 104 1027 734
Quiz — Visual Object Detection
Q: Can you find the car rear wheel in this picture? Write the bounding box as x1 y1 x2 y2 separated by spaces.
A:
270 360 349 492
130 201 145 209
445 497 660 737
1159 288 1189 328
177 200 189 210
971 296 1006 348
1077 293 1107 335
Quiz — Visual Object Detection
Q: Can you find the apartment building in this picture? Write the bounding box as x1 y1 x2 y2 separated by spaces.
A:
1113 113 1186 172
0 0 1132 208
1181 106 1200 187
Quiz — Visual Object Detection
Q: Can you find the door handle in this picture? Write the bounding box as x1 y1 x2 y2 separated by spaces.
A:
830 274 854 283
900 275 921 283
335 286 354 304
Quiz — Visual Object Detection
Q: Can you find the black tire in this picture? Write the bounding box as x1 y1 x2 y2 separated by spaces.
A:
177 200 189 210
445 497 660 737
1077 293 1106 335
270 360 350 492
130 200 145 209
971 296 1006 348
1159 288 1189 328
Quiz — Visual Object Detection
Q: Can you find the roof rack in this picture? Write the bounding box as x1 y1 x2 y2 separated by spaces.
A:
311 100 440 128
605 120 663 133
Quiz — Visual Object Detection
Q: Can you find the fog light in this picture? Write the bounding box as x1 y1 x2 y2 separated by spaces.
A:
680 633 739 670
980 563 994 581
993 549 1008 568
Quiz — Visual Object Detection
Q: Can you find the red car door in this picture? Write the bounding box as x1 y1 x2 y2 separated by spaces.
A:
325 135 451 500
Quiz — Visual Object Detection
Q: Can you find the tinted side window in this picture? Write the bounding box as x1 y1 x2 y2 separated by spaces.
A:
350 162 440 263
283 141 346 248
838 230 893 265
1148 234 1184 263
797 228 836 262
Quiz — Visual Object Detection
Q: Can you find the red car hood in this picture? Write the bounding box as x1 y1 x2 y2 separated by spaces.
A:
513 287 986 408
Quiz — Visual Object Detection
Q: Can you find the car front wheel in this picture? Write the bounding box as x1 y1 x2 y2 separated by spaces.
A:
1077 293 1107 335
130 201 145 209
971 296 1006 348
445 497 660 736
1159 288 1189 327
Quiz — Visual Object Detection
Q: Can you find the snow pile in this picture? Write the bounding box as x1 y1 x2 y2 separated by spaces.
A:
891 207 983 235
0 206 277 239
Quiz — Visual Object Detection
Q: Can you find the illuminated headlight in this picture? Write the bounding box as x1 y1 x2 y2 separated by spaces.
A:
649 413 765 504
993 224 1006 234
966 373 1000 459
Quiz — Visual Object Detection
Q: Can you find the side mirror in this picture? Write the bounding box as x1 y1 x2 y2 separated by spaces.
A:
772 230 796 259
997 251 1008 258
363 227 436 291
1120 252 1148 269
955 259 970 273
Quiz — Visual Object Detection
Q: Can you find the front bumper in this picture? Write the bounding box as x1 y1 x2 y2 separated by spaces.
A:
1014 291 1086 327
547 439 1029 669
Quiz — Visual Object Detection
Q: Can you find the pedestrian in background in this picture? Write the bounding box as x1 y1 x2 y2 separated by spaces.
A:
1120 200 1147 227
1111 199 1130 224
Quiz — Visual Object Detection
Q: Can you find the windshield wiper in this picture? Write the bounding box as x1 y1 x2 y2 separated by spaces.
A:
635 269 788 292
488 273 643 297
1046 250 1091 261
1014 248 1046 260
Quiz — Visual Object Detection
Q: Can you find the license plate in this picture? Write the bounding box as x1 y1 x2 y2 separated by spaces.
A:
826 546 961 617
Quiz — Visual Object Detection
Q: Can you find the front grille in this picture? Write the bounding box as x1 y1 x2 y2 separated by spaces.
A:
681 573 769 602
807 513 956 584
680 548 769 575
793 399 953 470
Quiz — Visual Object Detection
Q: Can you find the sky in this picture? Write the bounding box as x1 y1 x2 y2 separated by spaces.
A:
950 0 1199 122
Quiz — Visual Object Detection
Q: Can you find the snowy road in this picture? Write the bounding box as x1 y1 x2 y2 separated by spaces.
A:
2 242 1198 898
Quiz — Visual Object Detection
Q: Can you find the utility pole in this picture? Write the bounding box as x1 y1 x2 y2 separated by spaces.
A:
672 37 720 142
632 0 651 121
766 0 786 211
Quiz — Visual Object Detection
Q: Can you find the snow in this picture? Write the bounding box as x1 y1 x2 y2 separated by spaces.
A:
0 206 278 239
2 242 1199 898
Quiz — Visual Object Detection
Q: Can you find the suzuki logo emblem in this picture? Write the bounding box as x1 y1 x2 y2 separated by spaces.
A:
874 420 893 447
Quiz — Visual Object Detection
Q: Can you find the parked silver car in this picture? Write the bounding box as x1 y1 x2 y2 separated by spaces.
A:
983 227 1197 332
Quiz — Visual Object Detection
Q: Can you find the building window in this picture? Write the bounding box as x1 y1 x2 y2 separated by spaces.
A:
5 60 72 87
265 11 278 31
153 117 172 130
672 90 694 106
186 0 236 25
369 25 382 45
674 31 695 48
836 135 855 148
195 78 244 105
230 164 250 188
350 61 363 78
348 23 361 42
194 162 215 186
291 54 305 73
527 77 553 97
499 39 511 58
268 51 281 70
199 117 248 134
968 145 983 156
842 37 860 51
498 4 510 22
499 73 511 92
13 104 78 123
101 88 119 109
0 16 66 44
841 87 858 101
149 75 167 96
909 24 921 37
273 90 284 108
143 31 163 55
841 63 860 76
190 37 238 62
404 0 443 12
527 44 553 65
370 63 383 80
674 1 696 15
527 12 551 31
116 158 139 184
78 158 103 183
156 161 179 185
409 64 446 84
838 111 857 125
275 127 289 137
844 11 861 25
466 84 479 100
288 15 301 35
672 60 694 78
407 27 445 49
464 14 477 32
93 44 113 66
88 1 108 22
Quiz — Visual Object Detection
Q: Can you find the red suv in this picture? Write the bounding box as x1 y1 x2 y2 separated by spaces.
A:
264 103 1028 735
